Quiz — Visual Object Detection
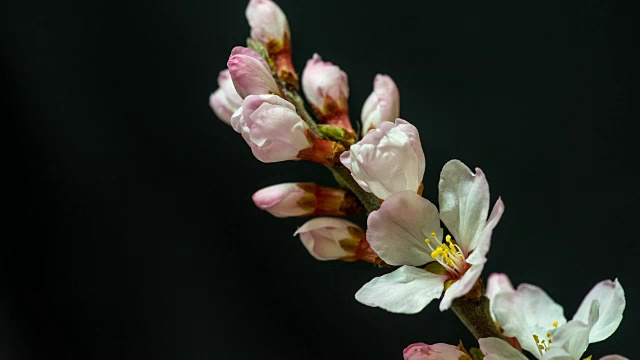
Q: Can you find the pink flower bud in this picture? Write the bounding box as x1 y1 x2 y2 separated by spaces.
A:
340 118 425 200
403 343 470 360
252 183 312 217
230 94 311 163
361 74 400 136
227 46 280 99
293 217 365 261
209 69 243 124
301 54 352 130
245 0 297 90
252 183 364 218
245 0 290 46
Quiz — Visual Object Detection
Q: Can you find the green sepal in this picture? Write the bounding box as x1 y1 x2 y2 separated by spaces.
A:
469 347 484 360
424 262 447 275
317 124 357 146
246 37 276 73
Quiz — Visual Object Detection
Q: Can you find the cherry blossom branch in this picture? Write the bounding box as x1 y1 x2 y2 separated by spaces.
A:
450 296 505 341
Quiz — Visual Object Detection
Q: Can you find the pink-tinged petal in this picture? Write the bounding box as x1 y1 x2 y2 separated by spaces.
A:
600 355 629 360
252 183 311 217
341 119 425 199
486 273 515 302
301 53 349 110
227 46 280 99
209 69 244 124
293 217 362 260
438 159 491 255
246 0 290 45
486 272 515 319
230 46 271 70
572 278 625 343
492 284 567 358
217 68 244 106
366 190 441 266
230 94 310 163
361 74 400 136
467 197 504 265
553 300 599 360
355 266 447 314
439 261 485 311
403 342 470 360
478 338 528 360
209 89 234 125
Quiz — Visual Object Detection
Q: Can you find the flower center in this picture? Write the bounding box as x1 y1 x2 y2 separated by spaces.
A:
424 232 467 277
532 321 558 356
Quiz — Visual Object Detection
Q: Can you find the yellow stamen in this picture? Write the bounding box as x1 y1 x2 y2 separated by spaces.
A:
553 321 558 327
424 238 430 244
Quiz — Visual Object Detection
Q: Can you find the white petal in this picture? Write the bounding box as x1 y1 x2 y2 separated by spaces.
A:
540 348 574 360
478 338 528 360
439 261 485 311
438 159 490 254
355 266 447 314
492 284 567 358
467 197 504 264
485 273 515 320
366 191 441 266
572 278 625 343
553 300 599 360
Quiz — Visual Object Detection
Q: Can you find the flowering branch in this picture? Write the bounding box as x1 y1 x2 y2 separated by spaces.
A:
208 1 628 359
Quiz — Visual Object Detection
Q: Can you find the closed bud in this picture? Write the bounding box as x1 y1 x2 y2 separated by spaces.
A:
231 94 344 165
245 0 297 88
403 343 472 360
340 118 425 200
361 74 400 136
302 53 352 131
252 182 364 218
227 46 281 99
294 218 378 263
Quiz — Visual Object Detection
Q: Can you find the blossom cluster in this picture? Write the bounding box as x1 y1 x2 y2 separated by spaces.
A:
208 1 627 359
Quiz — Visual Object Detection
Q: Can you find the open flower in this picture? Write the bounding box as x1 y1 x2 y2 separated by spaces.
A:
301 53 352 131
209 69 243 124
361 74 400 136
479 337 628 360
340 118 425 200
403 342 472 360
227 46 281 99
354 159 504 313
293 217 377 263
486 274 626 360
230 94 344 164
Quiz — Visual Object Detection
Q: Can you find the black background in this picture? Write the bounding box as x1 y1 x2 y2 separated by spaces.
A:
4 0 639 359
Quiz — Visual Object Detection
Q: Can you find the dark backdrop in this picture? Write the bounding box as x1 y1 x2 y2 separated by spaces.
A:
4 0 639 359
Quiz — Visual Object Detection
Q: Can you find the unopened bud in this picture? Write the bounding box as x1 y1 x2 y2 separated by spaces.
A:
252 183 364 218
302 54 352 131
294 218 377 262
